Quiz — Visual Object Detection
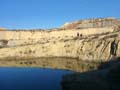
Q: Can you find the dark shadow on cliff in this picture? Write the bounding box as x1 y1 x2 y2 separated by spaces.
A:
61 57 120 90
98 57 120 69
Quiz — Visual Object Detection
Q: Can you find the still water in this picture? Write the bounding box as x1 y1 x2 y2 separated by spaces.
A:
0 68 73 90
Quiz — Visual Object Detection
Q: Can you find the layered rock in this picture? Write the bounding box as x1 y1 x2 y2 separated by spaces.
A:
61 17 120 29
0 30 120 61
0 30 119 71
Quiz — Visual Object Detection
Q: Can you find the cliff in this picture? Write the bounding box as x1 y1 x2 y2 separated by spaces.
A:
61 17 120 29
0 29 119 71
0 17 120 71
0 29 120 60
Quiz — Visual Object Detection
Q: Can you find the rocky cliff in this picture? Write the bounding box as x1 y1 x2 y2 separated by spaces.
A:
0 29 120 71
61 17 120 29
0 29 120 60
0 17 120 71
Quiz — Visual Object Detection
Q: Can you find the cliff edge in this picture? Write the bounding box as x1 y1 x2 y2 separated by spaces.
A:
61 17 120 30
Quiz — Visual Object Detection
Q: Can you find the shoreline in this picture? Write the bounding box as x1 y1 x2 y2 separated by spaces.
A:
0 57 101 72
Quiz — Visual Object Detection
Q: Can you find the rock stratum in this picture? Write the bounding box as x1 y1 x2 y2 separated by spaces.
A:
61 17 120 29
0 17 120 72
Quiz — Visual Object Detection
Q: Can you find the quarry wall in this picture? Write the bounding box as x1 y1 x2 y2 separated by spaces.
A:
0 30 119 62
0 27 114 47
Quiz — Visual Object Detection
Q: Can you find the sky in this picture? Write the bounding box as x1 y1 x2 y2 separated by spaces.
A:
0 0 120 29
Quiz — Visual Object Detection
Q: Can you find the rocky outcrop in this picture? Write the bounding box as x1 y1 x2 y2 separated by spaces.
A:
61 17 120 29
0 30 119 71
0 30 120 61
77 31 120 61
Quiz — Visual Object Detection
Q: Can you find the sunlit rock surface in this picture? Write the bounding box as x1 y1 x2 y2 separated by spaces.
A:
0 17 120 71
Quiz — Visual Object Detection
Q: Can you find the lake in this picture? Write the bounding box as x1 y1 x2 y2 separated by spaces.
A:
0 67 73 90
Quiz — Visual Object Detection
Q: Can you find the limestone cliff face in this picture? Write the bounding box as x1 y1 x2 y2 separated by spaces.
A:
0 18 119 48
77 31 120 61
0 30 119 62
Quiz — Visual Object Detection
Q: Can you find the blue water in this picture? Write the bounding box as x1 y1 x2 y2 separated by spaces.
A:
0 68 73 90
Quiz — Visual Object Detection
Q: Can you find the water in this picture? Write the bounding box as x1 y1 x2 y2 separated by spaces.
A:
0 67 73 90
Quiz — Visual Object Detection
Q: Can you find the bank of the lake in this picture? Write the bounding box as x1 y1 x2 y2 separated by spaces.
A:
0 57 100 72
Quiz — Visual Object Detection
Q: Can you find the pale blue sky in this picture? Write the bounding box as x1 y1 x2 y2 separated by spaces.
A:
0 0 120 29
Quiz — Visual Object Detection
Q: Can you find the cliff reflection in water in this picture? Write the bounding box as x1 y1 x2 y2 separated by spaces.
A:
0 57 100 72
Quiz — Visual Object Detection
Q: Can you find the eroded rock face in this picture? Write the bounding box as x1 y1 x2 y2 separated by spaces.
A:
0 30 120 62
61 17 120 29
77 31 120 61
